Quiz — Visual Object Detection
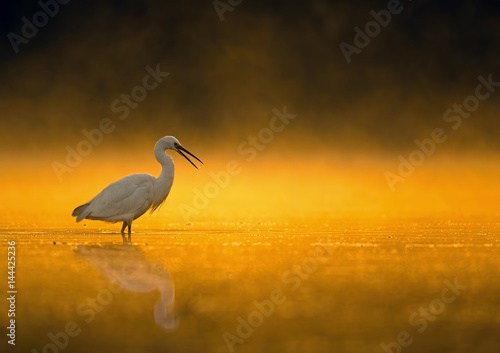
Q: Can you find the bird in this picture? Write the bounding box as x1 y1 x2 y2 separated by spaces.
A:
72 136 202 237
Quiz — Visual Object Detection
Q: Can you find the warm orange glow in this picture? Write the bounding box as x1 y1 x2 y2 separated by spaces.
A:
2 2 499 352
2 150 499 231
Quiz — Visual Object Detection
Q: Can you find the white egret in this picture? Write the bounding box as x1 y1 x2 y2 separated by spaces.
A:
72 136 202 236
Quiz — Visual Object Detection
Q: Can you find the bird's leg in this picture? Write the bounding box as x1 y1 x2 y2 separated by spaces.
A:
120 222 131 242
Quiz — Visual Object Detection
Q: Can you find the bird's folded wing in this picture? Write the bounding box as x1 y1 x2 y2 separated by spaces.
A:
87 174 155 219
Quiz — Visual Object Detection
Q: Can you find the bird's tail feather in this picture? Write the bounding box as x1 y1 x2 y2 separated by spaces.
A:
72 202 91 222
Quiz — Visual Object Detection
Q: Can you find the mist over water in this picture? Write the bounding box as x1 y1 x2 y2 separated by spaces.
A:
0 1 499 153
0 0 497 235
1 1 498 217
1 3 500 353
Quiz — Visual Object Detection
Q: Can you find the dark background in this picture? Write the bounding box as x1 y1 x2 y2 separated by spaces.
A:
1 0 499 152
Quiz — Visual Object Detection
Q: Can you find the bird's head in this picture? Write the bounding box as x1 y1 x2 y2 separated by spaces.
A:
158 136 203 169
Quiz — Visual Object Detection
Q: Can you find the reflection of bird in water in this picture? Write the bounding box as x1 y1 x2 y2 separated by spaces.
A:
74 243 178 330
72 136 203 239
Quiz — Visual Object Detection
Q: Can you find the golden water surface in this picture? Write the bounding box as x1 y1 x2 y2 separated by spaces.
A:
1 151 499 353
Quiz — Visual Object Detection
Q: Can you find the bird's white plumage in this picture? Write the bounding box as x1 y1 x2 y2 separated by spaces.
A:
72 136 202 235
81 174 160 223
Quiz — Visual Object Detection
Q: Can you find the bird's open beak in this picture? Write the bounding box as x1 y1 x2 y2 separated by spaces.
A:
176 145 203 169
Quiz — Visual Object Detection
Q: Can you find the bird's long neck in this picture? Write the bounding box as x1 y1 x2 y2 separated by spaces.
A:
159 157 175 182
154 147 175 181
152 148 175 210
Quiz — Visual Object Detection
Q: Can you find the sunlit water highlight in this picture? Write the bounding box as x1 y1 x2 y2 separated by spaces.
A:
2 218 500 353
1 153 500 352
